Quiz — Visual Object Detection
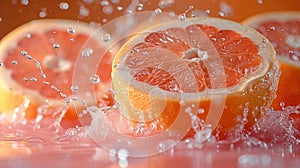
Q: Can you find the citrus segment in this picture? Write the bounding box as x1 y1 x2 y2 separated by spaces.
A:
243 11 300 110
0 19 113 123
112 17 279 139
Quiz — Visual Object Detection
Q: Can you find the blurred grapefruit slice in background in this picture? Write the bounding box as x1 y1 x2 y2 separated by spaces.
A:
111 17 279 139
0 19 113 127
243 11 300 110
243 11 300 142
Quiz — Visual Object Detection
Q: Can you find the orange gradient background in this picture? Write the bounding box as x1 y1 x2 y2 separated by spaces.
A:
1 0 300 39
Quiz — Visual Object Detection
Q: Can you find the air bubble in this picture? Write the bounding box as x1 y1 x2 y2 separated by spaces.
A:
0 62 3 67
67 27 75 34
90 74 100 84
102 33 111 42
59 2 69 10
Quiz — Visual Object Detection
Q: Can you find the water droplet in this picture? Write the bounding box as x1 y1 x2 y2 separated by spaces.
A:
116 6 123 11
219 2 232 17
126 10 133 14
205 9 210 15
39 8 47 18
198 108 204 114
70 38 75 42
20 50 28 56
154 8 162 14
117 149 129 160
102 33 111 42
25 55 32 60
59 2 69 10
100 0 109 6
238 154 260 166
81 48 94 59
29 77 38 82
194 126 212 143
257 0 263 4
137 3 143 11
23 77 29 81
52 43 60 49
67 27 75 34
111 0 120 4
79 5 90 17
218 11 225 17
291 55 299 61
103 5 114 15
70 85 79 92
43 81 50 85
21 0 29 5
90 74 100 84
269 26 276 31
12 60 18 65
25 33 31 38
286 35 300 48
158 0 174 8
280 101 285 109
178 13 186 21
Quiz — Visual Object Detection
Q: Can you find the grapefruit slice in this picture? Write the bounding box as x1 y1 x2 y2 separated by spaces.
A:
111 17 279 139
243 11 300 110
0 19 113 124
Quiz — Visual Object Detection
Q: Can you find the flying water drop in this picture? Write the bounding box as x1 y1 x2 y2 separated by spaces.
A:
90 74 100 84
178 13 186 21
52 43 60 49
67 27 75 34
102 33 111 42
